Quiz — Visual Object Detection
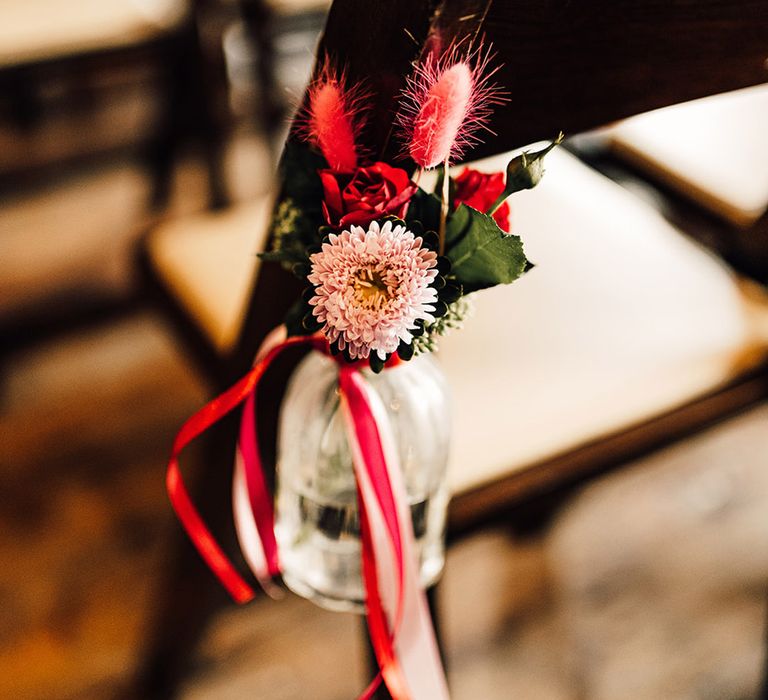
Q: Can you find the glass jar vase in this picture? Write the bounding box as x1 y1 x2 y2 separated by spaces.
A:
275 350 451 613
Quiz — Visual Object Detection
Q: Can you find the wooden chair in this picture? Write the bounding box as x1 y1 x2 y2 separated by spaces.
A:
600 84 768 281
237 0 332 137
129 1 768 697
0 0 227 207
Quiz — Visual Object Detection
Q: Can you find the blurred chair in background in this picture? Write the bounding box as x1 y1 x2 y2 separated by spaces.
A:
0 0 331 354
234 0 331 141
137 0 330 383
0 0 236 354
608 85 768 281
572 83 768 284
0 0 228 206
128 0 768 697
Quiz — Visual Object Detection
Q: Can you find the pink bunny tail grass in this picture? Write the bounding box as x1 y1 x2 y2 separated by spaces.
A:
397 41 508 169
410 63 472 169
297 60 366 172
309 82 357 171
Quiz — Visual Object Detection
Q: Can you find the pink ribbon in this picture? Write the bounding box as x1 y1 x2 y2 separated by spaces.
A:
168 328 449 699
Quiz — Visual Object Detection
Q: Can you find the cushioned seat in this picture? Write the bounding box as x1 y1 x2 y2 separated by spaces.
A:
145 149 768 495
607 84 768 228
438 150 768 494
1 163 152 317
147 198 274 353
0 0 188 68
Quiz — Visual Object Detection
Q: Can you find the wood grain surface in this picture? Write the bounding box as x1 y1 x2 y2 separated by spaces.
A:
437 0 768 154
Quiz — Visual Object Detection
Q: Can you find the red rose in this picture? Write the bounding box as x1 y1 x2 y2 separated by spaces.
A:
319 162 417 229
453 168 511 232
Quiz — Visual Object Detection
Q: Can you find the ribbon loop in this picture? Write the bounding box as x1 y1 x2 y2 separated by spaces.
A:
167 329 450 699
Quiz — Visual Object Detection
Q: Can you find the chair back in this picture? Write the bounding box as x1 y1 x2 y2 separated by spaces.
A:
233 0 768 371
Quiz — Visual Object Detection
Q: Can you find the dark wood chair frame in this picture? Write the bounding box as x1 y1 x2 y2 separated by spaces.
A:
128 2 768 698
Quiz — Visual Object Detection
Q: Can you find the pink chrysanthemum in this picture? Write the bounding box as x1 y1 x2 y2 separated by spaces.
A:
397 42 507 169
308 220 439 360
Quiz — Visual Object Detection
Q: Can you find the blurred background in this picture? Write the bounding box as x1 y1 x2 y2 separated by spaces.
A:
1 1 767 699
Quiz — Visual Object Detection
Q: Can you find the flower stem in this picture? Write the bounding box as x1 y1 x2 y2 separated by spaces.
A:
439 157 449 255
486 191 508 217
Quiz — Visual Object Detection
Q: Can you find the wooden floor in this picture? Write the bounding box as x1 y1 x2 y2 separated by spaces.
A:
1 139 767 699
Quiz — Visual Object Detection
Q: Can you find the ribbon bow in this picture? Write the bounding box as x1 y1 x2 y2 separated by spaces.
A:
167 327 449 699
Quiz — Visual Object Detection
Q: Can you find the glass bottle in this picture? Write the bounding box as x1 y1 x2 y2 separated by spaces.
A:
275 350 450 613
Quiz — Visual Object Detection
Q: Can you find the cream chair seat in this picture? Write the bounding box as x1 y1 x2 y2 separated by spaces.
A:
438 150 768 494
146 149 768 497
607 84 768 228
147 198 275 353
0 0 188 68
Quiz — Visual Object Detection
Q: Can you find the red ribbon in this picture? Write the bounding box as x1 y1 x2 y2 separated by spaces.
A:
167 334 318 602
167 330 448 699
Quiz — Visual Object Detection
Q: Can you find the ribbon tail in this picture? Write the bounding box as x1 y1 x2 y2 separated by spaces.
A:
232 325 298 591
232 445 282 599
233 390 281 579
358 482 409 699
167 330 313 604
340 369 450 700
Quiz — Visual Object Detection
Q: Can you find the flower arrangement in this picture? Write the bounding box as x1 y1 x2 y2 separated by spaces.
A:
264 46 562 371
167 39 562 700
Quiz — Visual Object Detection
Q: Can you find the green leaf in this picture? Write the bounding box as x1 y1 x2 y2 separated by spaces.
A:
445 204 530 293
405 187 442 233
262 141 328 268
273 141 327 243
277 140 327 213
444 201 473 249
433 165 445 196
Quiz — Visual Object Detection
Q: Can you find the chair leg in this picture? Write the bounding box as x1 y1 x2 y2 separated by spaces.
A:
7 67 44 130
148 23 229 212
239 0 285 138
183 22 230 211
126 540 229 699
121 415 240 699
505 489 574 539
146 36 184 211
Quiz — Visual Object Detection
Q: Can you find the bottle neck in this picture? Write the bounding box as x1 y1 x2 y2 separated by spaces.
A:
310 337 403 372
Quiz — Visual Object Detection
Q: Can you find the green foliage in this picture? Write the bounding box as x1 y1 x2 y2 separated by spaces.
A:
277 140 327 213
405 187 442 233
260 198 312 268
413 295 474 355
260 141 327 267
444 204 530 293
